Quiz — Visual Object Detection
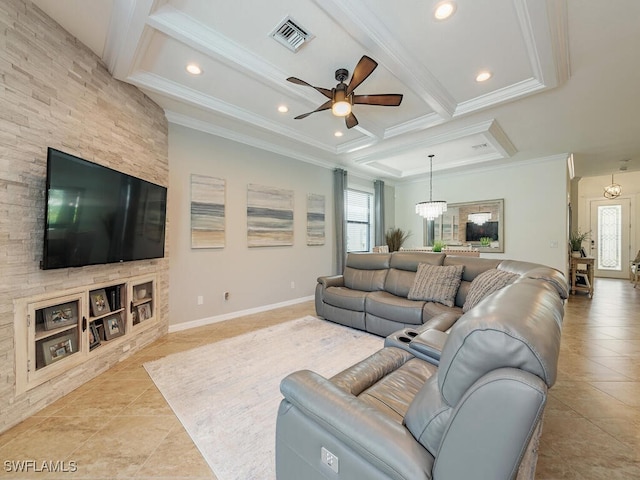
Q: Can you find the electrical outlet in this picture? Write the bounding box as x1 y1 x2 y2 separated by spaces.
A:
290 281 295 289
197 295 204 305
321 447 339 473
223 291 229 301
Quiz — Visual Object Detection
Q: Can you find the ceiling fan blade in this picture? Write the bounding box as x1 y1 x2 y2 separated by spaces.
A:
293 100 332 120
353 94 403 106
286 77 332 99
345 112 359 129
346 55 378 96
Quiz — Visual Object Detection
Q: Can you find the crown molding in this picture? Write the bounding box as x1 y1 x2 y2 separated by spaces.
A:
311 0 457 119
401 152 569 185
385 113 447 139
129 71 337 154
146 4 322 109
351 119 515 166
103 0 155 79
454 77 545 117
513 0 570 87
165 111 336 171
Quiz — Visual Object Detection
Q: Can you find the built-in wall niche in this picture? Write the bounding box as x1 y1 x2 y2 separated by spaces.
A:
130 279 155 326
14 275 157 395
425 199 505 253
33 293 82 371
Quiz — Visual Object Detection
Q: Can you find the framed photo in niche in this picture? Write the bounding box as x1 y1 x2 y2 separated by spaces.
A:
90 289 111 317
103 315 124 340
41 332 77 366
89 322 101 350
43 301 78 331
137 303 152 322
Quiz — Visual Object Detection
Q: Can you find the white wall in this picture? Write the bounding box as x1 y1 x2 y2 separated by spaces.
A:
394 155 569 273
168 124 334 328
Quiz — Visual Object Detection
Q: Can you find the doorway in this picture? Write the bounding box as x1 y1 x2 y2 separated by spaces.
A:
589 198 631 279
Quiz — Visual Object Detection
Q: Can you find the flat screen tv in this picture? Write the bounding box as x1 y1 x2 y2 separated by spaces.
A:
465 221 499 242
42 148 167 270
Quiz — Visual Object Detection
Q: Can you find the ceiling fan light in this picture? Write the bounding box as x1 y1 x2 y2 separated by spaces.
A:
332 100 352 117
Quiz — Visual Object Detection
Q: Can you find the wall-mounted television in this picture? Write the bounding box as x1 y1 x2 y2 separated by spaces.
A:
465 221 499 242
42 148 167 270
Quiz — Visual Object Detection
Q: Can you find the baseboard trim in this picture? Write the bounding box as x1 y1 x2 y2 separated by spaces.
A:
167 295 315 333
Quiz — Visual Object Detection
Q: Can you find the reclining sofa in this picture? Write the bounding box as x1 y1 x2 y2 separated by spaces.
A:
276 253 568 479
315 251 566 337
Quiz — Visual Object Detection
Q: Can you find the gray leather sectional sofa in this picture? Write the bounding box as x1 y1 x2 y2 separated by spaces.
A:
276 252 568 479
315 251 567 337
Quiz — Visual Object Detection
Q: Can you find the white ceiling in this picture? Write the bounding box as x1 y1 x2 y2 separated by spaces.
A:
31 0 640 181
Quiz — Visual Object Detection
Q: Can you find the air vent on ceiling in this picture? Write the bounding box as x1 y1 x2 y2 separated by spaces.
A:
471 143 489 150
270 16 313 53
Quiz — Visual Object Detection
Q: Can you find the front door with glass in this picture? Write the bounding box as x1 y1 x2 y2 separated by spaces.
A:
589 198 631 279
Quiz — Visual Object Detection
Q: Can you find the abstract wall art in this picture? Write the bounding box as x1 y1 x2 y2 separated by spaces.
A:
247 184 294 247
191 174 225 249
306 193 325 246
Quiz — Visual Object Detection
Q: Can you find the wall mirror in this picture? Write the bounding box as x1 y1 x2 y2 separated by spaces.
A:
424 199 504 253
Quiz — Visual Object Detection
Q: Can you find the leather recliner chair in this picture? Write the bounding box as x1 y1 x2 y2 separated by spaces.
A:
276 277 564 479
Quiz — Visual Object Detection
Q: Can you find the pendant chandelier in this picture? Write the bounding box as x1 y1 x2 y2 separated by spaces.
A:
415 154 447 220
603 173 621 199
468 212 492 225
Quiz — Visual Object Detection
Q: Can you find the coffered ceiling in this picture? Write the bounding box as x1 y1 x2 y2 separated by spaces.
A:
31 0 640 181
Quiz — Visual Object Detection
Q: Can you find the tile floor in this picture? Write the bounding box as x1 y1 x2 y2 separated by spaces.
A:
0 279 638 479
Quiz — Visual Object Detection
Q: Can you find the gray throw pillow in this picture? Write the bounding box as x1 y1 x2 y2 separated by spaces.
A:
463 268 518 312
408 264 464 307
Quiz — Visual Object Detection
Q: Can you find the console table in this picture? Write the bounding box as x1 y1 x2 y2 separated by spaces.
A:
570 256 594 298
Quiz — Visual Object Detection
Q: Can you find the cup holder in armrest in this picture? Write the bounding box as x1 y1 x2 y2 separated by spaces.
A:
398 336 412 343
408 330 448 362
406 330 418 338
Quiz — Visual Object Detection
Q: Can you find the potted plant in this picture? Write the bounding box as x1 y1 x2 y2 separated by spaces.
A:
569 229 590 257
385 228 411 252
432 240 446 252
479 236 492 247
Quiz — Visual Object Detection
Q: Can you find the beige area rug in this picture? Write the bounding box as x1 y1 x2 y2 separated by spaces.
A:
144 315 384 480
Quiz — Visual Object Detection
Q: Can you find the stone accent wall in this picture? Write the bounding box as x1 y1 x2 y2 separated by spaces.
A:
0 0 169 432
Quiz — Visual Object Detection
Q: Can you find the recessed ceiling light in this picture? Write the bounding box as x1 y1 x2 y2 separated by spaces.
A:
434 1 456 20
476 71 492 82
278 105 289 113
334 131 343 137
186 63 202 75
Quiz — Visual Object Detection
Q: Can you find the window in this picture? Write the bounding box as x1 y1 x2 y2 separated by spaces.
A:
346 189 373 252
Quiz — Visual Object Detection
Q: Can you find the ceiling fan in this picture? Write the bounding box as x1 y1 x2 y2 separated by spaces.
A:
286 55 403 129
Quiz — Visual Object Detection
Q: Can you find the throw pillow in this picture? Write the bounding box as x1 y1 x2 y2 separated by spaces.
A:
462 269 518 312
408 264 464 307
